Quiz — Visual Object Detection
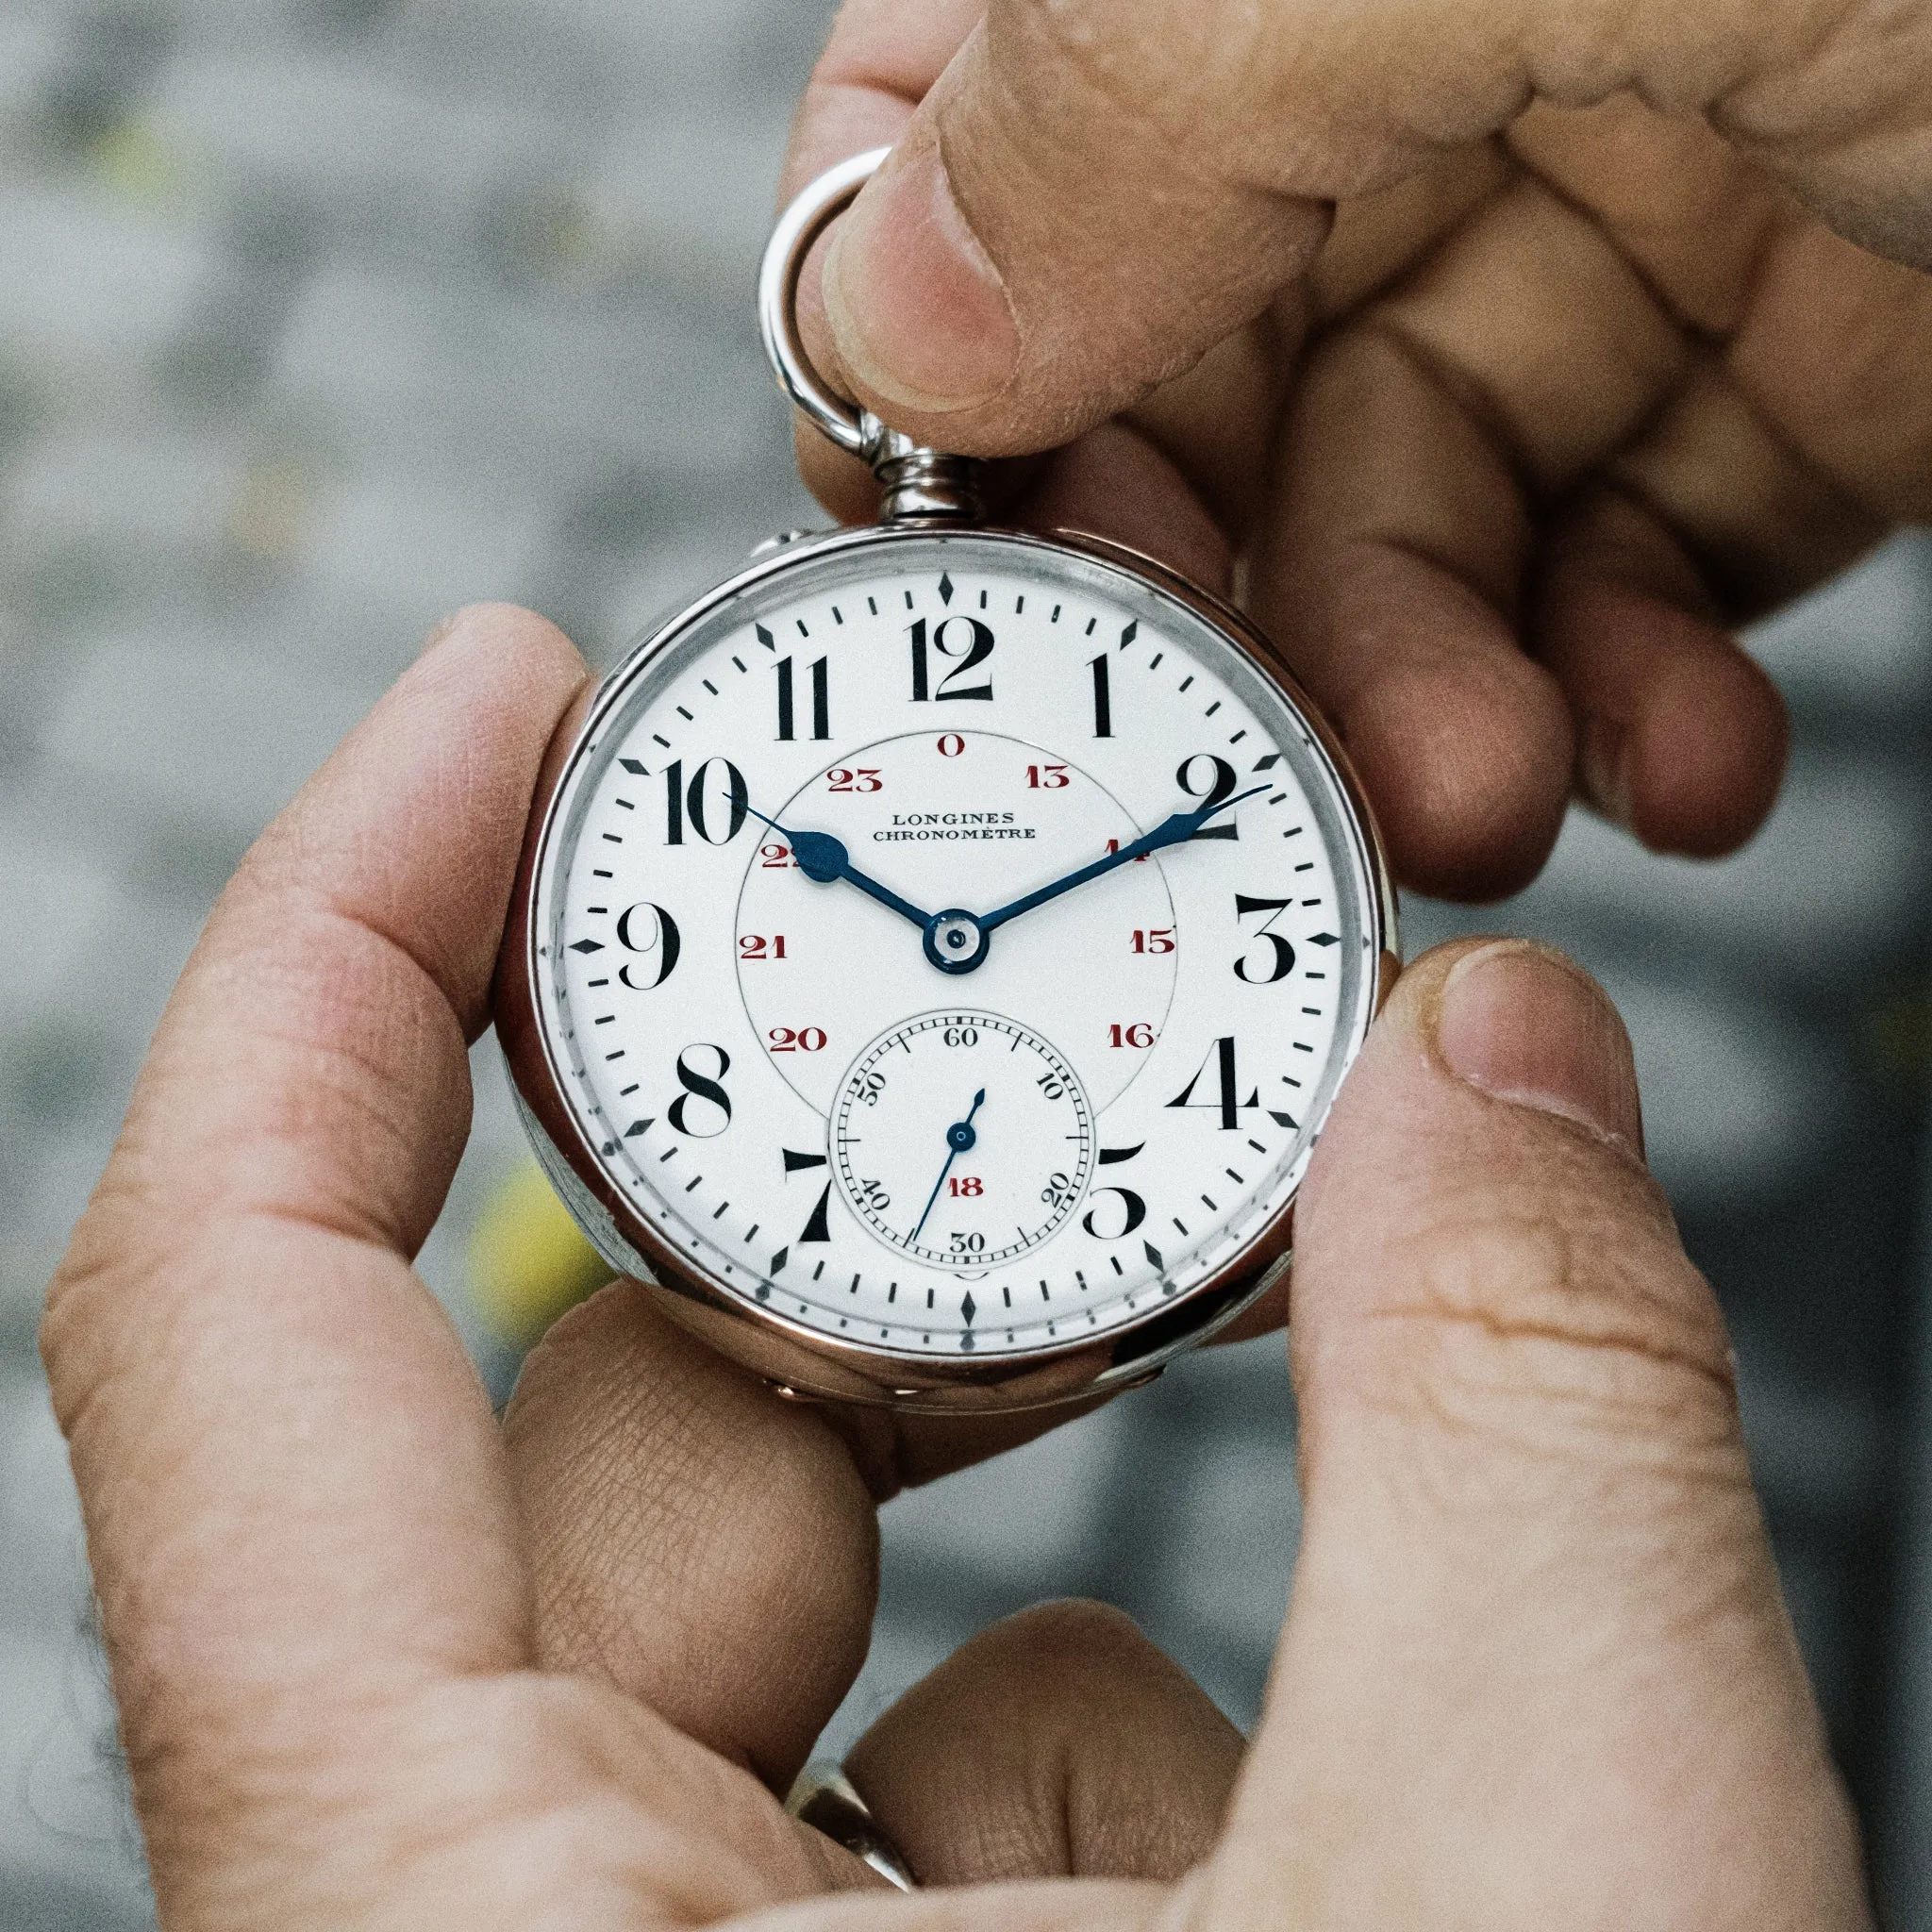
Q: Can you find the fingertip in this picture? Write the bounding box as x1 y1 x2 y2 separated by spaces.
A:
825 138 1021 417
1617 627 1790 858
1340 643 1574 902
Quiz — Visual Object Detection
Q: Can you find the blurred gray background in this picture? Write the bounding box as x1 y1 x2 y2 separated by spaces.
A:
1 2 1930 1925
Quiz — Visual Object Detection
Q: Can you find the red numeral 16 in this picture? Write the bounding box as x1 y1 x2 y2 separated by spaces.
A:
1108 1023 1155 1049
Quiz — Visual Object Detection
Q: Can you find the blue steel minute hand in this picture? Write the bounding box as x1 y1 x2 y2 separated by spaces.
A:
975 785 1270 936
743 805 932 931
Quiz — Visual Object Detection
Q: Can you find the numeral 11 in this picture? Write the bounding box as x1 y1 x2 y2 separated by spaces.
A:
775 656 829 741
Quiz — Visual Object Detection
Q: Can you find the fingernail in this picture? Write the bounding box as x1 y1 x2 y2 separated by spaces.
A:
1436 941 1641 1148
824 144 1019 414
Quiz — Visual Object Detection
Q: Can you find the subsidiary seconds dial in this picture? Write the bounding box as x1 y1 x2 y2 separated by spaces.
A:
833 1012 1095 1269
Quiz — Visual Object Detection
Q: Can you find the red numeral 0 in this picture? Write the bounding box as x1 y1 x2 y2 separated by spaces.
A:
936 733 966 758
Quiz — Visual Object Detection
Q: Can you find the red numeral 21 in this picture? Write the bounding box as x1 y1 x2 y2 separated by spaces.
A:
768 1025 827 1053
826 767 882 792
1108 1023 1155 1049
740 935 788 960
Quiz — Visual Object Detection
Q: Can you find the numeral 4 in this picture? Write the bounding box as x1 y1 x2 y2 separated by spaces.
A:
1165 1035 1257 1129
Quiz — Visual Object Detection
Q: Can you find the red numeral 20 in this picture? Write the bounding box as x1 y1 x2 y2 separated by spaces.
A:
768 1025 827 1053
740 934 788 961
1108 1023 1155 1049
1131 927 1176 954
947 1175 983 1197
826 767 882 792
1025 763 1070 789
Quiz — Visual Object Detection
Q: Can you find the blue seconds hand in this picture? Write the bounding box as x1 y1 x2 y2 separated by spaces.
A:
742 804 932 930
910 1088 985 1247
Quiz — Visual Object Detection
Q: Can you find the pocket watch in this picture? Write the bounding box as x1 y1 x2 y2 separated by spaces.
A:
497 150 1398 1412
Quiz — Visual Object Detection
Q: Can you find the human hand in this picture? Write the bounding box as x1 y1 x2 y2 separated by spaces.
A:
782 0 1932 900
41 604 1865 1926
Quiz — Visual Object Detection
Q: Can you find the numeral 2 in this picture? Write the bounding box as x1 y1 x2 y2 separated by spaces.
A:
1176 754 1239 841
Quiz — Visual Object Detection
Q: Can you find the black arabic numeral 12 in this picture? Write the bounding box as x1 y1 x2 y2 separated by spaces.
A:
663 758 748 846
1233 894 1296 984
908 616 995 702
667 1043 732 1137
615 902 681 989
774 656 830 741
1165 1035 1258 1129
1176 754 1240 841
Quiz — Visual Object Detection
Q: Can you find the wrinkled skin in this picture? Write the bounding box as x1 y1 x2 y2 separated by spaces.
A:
785 0 1932 900
42 606 1868 1928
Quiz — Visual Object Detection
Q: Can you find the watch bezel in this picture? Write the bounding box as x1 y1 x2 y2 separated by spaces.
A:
496 521 1399 1411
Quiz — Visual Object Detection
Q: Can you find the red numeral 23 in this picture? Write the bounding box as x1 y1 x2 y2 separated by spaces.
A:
826 767 882 792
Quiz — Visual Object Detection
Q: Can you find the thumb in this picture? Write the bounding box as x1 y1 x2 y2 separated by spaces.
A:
822 0 1932 455
1202 941 1866 1927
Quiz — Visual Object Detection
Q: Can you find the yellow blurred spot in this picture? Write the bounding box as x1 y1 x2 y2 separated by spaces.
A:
469 1161 614 1347
88 119 187 207
227 458 314 561
1868 989 1932 1088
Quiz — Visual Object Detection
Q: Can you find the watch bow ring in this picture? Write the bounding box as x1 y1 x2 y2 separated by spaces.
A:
496 149 1399 1412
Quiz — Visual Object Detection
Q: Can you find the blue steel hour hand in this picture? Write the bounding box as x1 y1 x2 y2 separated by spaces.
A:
744 804 931 930
978 784 1271 935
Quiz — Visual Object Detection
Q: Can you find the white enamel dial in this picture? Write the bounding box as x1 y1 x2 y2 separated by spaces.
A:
525 528 1384 1361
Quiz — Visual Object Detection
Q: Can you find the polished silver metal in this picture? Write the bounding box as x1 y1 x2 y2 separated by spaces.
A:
758 147 983 523
786 1761 917 1891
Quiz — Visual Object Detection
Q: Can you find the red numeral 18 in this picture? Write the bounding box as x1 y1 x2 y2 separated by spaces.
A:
947 1175 983 1197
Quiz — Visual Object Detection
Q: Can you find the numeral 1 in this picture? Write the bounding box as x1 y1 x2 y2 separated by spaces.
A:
775 656 829 741
1089 652 1112 737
